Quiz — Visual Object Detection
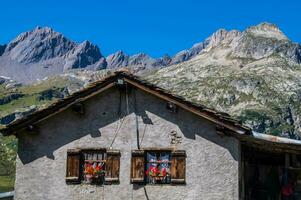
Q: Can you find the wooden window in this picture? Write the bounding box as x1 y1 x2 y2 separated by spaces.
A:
66 149 120 185
105 150 121 183
170 150 186 184
66 149 81 184
130 150 186 185
131 150 145 183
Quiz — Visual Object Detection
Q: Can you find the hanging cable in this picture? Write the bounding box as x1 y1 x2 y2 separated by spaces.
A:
109 89 124 148
133 89 140 149
125 82 130 115
139 124 147 147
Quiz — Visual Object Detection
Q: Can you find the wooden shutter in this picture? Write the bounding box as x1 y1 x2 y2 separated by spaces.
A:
131 150 145 183
171 150 186 184
105 150 121 184
66 149 81 184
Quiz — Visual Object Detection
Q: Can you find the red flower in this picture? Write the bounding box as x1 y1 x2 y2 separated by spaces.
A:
95 165 102 171
161 168 167 177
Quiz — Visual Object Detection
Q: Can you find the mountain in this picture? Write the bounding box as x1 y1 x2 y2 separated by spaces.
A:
0 27 106 83
1 22 301 139
146 22 301 139
106 51 159 71
63 40 106 70
0 27 208 84
230 24 301 63
4 27 76 63
106 40 209 71
106 51 130 68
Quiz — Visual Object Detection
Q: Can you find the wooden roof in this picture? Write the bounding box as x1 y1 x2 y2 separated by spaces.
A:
0 71 252 136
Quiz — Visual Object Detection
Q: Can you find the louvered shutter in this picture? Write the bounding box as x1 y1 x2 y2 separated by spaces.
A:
105 150 121 184
66 149 81 184
171 150 186 184
131 150 145 183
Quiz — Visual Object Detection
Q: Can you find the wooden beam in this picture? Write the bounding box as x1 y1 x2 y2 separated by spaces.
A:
124 78 247 135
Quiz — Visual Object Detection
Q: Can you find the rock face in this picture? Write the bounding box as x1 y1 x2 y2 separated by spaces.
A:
64 40 106 70
170 41 209 65
206 29 241 49
0 27 106 83
146 22 301 139
231 23 301 64
107 42 209 69
4 27 76 63
107 51 171 70
107 51 169 70
106 51 130 68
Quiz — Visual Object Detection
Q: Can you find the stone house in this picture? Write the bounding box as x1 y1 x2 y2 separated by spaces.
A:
1 71 301 200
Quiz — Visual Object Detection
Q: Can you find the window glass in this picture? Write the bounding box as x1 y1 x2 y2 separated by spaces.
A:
146 151 171 184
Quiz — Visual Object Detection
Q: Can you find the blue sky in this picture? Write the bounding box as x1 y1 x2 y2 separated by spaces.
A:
0 0 300 58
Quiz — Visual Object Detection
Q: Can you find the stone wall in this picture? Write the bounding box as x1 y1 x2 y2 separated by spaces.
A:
14 86 240 200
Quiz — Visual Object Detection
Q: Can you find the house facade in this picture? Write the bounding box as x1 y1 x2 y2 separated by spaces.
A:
2 71 301 200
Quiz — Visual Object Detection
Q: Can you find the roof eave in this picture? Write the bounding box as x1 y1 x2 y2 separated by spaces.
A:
1 71 251 136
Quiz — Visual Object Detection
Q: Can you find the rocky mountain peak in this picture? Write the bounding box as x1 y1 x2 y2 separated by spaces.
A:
4 26 76 63
128 53 156 66
63 40 105 70
106 50 129 68
246 22 288 40
206 28 241 49
154 54 172 66
170 41 210 65
107 51 172 69
214 22 301 64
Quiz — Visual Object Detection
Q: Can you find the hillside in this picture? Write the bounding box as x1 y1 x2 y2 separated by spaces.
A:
146 23 301 139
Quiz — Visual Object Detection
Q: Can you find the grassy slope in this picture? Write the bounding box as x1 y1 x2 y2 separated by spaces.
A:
0 135 17 193
0 175 14 192
0 76 75 118
0 76 77 193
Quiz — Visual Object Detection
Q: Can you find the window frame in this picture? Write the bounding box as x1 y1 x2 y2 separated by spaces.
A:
130 148 186 185
66 148 121 185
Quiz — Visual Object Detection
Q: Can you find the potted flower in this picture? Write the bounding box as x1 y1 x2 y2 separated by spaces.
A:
93 164 105 179
84 162 105 184
84 163 94 183
146 166 169 183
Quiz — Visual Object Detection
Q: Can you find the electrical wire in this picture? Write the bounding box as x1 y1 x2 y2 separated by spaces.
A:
133 89 140 149
109 89 124 148
139 124 147 147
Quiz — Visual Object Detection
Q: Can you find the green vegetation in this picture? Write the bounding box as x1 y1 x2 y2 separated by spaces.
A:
0 135 17 192
0 76 79 118
0 76 79 193
0 175 15 192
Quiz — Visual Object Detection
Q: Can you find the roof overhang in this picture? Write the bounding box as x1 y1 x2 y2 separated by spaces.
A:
0 71 256 137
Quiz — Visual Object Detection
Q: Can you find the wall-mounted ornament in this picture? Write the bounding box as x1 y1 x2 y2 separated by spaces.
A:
166 102 178 113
